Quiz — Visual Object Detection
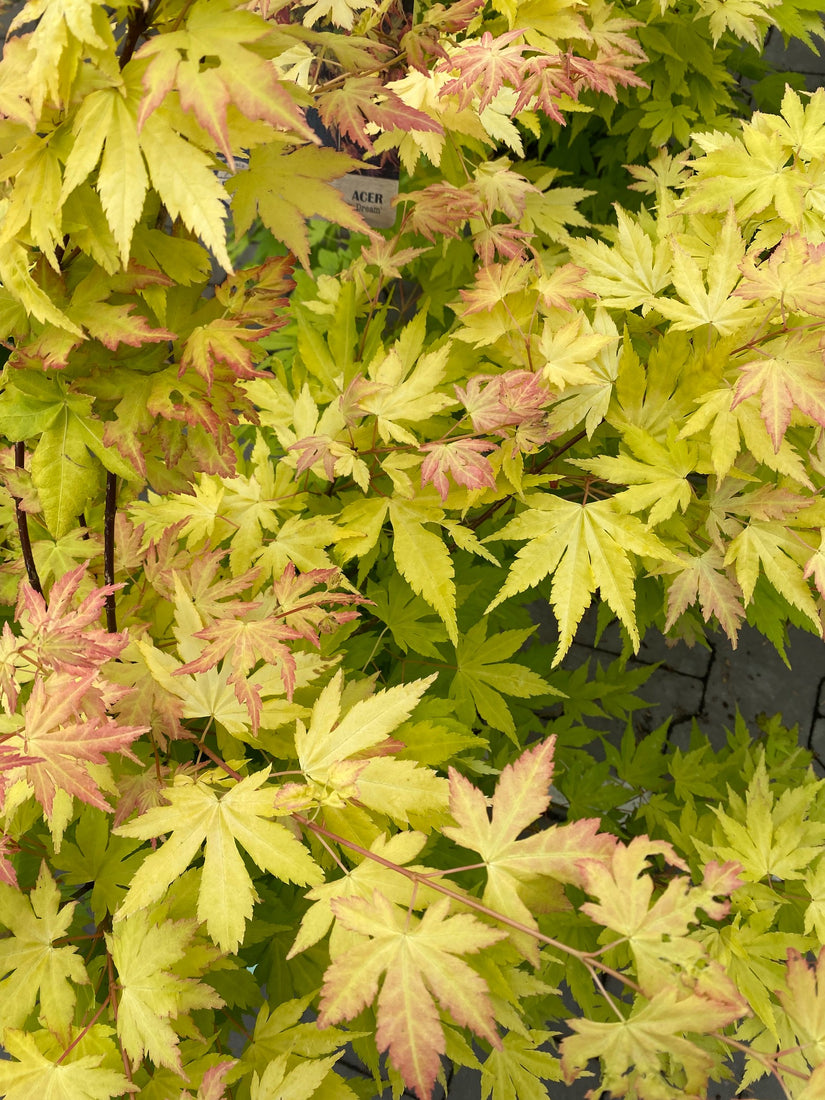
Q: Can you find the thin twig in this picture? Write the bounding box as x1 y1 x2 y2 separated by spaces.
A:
104 472 117 632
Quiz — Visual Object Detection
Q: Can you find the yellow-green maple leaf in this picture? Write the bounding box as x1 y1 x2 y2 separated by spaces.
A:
319 892 505 1100
486 496 675 663
696 755 825 882
574 425 697 525
389 499 458 644
107 910 222 1073
561 986 746 1099
230 145 367 269
114 769 323 952
290 670 447 823
725 520 820 629
655 213 755 335
567 207 671 313
480 1030 562 1100
0 863 89 1038
779 948 825 1068
0 1028 135 1100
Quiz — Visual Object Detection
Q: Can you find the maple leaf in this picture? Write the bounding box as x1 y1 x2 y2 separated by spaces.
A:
579 837 744 990
175 613 302 734
15 565 128 675
731 330 825 451
115 768 323 953
725 520 821 631
319 892 505 1100
0 1028 136 1100
229 144 368 269
136 0 314 161
438 31 528 111
301 0 371 29
574 425 697 525
389 499 458 644
661 547 746 645
107 910 223 1073
0 863 89 1037
444 740 615 962
684 124 803 227
695 755 825 883
319 75 442 153
561 984 746 1099
247 1052 343 1100
655 212 755 335
779 948 825 1068
480 1030 563 1100
567 207 672 313
180 320 268 389
58 807 145 922
448 620 559 740
289 830 439 958
271 563 362 642
290 670 447 822
420 438 498 501
486 496 676 663
0 671 145 821
400 182 483 242
735 234 825 320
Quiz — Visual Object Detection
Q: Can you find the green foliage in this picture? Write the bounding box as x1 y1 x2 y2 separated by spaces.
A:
0 0 824 1097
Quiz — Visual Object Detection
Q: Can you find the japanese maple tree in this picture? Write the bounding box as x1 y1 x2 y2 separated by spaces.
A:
0 0 824 1098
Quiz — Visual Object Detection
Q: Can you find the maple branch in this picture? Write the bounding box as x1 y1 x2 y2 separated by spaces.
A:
119 0 162 68
104 472 118 633
12 442 43 598
294 814 641 994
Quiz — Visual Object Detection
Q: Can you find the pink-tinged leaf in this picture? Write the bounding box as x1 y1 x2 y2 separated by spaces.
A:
491 737 556 841
445 742 615 962
400 183 482 242
320 893 503 1100
437 30 528 111
3 673 145 816
0 833 19 887
72 302 176 351
176 616 301 724
420 438 497 501
181 320 267 389
271 563 364 643
736 234 825 319
376 957 443 1100
663 548 745 646
537 263 595 309
700 861 744 920
16 567 129 674
731 330 825 450
180 1060 236 1100
319 75 441 153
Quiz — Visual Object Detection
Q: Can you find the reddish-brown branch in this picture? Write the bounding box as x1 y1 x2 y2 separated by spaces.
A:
12 442 43 597
104 472 117 632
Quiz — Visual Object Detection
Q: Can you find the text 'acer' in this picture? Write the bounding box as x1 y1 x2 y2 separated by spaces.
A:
0 0 824 1097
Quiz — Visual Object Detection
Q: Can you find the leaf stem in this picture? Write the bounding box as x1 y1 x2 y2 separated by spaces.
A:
12 442 43 597
55 996 110 1065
